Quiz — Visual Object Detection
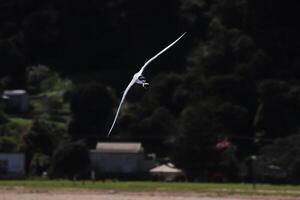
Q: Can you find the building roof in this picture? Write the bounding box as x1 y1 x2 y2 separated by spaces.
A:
95 142 143 153
150 163 183 173
3 90 27 96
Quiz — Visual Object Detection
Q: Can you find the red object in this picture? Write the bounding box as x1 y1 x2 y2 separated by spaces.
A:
216 138 230 150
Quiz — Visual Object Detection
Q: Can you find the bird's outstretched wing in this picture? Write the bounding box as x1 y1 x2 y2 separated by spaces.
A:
107 32 186 136
107 78 136 136
139 32 186 74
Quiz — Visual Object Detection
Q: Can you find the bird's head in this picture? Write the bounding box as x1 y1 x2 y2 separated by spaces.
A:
138 75 146 81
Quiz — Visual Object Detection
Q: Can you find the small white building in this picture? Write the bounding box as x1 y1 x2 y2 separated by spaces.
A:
0 153 25 179
90 142 155 179
1 90 29 112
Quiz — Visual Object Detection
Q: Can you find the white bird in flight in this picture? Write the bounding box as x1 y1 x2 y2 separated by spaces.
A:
107 33 186 136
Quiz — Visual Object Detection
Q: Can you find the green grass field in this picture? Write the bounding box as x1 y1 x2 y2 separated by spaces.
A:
0 181 299 196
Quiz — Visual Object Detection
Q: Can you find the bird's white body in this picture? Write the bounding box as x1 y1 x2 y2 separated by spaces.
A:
107 33 186 136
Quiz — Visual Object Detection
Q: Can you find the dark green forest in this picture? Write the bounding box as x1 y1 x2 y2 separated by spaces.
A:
1 0 300 183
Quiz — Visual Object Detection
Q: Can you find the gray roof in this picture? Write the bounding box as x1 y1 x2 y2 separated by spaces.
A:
3 90 27 96
95 142 143 153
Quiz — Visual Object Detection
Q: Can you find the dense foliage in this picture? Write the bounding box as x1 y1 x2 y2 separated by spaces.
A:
0 0 300 182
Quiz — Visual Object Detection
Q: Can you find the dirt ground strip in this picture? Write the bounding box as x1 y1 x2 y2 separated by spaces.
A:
0 188 300 200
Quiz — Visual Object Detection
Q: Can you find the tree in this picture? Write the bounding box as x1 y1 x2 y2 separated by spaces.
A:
26 65 73 94
141 73 183 115
68 82 115 147
136 107 178 157
49 141 90 179
0 39 26 86
26 65 73 126
0 136 18 153
0 106 8 125
19 119 69 173
29 153 51 176
256 133 300 183
26 65 54 94
255 80 300 140
172 102 220 180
